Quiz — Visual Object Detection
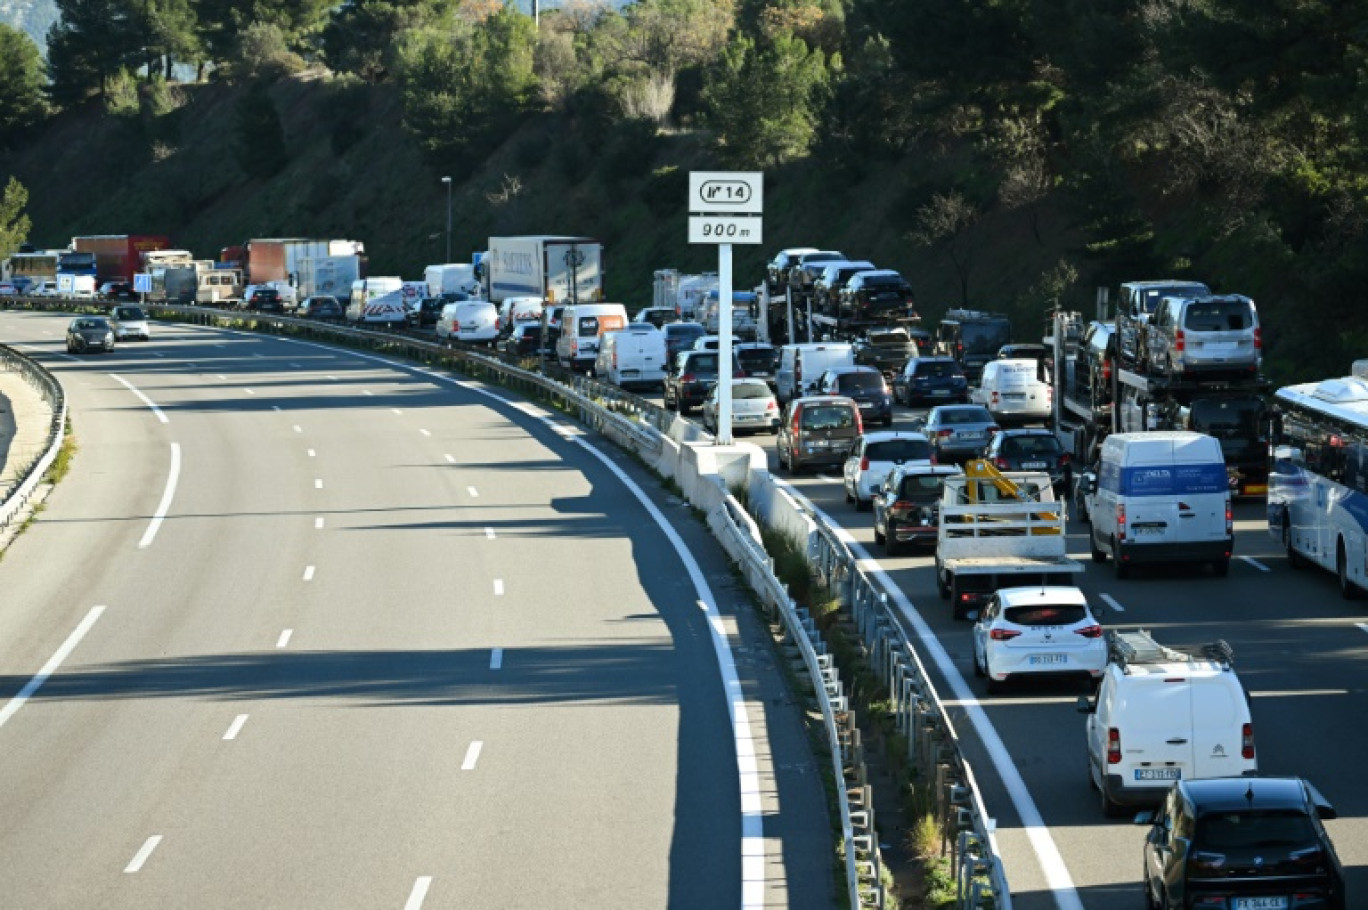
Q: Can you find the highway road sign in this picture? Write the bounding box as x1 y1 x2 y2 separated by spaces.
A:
688 171 764 215
689 215 763 245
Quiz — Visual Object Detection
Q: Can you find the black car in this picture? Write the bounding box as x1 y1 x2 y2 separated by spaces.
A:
298 296 343 321
814 366 894 427
662 321 706 359
837 269 916 318
982 428 1071 493
1138 777 1345 910
248 287 284 313
406 297 445 329
734 342 779 387
499 323 543 357
853 329 919 379
66 316 116 353
664 350 741 414
893 356 969 406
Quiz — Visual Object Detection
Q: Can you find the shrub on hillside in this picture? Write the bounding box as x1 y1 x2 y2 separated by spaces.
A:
599 119 660 184
643 165 686 217
234 81 288 179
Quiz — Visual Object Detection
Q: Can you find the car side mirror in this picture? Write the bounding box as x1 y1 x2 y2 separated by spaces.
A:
1075 695 1095 715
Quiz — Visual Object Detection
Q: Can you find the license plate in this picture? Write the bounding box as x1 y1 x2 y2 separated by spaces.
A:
1022 461 1047 469
859 403 875 410
960 431 985 440
1134 525 1165 537
1003 392 1025 399
1135 768 1181 781
1244 484 1267 495
1028 654 1067 666
1233 899 1288 910
737 414 761 421
932 390 950 396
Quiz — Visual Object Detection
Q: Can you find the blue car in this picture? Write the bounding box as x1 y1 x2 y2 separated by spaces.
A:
814 365 894 427
893 356 969 407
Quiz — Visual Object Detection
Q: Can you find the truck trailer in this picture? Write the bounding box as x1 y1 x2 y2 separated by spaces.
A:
242 239 365 287
482 236 603 304
296 255 361 303
71 235 172 284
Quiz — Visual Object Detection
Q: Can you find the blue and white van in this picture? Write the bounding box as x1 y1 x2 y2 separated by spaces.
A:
1088 431 1232 578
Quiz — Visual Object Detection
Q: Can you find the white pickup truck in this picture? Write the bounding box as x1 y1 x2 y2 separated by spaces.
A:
936 461 1084 619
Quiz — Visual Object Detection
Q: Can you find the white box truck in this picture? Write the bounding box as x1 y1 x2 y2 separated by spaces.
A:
297 255 361 303
424 263 479 298
483 236 603 305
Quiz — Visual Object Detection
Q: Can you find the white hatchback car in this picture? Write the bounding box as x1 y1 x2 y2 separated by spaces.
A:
108 304 150 341
842 431 933 510
701 378 779 436
972 586 1106 693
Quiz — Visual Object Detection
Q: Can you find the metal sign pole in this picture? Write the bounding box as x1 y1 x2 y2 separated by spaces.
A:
786 285 794 347
718 243 734 445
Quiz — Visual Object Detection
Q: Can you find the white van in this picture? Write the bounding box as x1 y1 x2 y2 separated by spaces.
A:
972 358 1051 424
436 300 498 345
556 303 629 372
497 296 544 334
1086 431 1232 577
347 277 404 324
595 325 667 389
775 342 856 404
1079 630 1256 817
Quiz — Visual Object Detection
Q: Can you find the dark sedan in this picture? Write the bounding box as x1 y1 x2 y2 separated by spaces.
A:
837 269 916 317
66 316 116 354
298 296 344 320
664 350 743 414
406 297 445 329
893 356 969 407
498 323 544 358
982 428 1071 493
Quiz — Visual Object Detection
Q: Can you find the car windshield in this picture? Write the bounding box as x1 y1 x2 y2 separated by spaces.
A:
801 406 855 430
1004 605 1087 626
959 320 1012 355
913 361 959 378
939 407 993 425
898 474 946 501
840 373 886 392
732 382 771 400
1185 299 1252 331
686 354 719 374
113 307 144 319
1140 284 1210 314
1001 435 1063 457
76 319 104 329
1196 811 1318 849
867 439 931 462
736 348 777 370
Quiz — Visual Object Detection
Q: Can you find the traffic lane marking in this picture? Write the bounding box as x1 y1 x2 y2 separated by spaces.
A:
124 835 162 873
0 606 106 731
1098 594 1125 613
222 714 249 740
461 741 483 770
1239 555 1271 572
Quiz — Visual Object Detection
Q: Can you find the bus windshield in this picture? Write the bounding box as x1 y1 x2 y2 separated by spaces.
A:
960 319 1012 355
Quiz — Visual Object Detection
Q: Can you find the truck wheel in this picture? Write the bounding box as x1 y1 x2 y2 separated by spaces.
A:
936 568 949 600
1337 539 1361 600
1089 527 1107 563
884 533 900 557
1112 539 1129 579
1100 786 1125 819
1283 512 1305 569
873 520 885 545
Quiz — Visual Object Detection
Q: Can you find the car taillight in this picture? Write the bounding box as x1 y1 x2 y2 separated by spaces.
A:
1106 728 1121 764
680 373 696 383
1059 453 1071 465
1226 503 1233 535
1074 624 1103 639
1189 852 1226 873
1117 503 1127 542
854 411 863 434
1175 329 1185 352
989 628 1021 641
1102 359 1111 382
994 456 1010 469
988 425 1000 435
1241 722 1255 760
860 456 870 470
766 400 777 411
792 413 801 434
1289 847 1324 867
890 499 914 514
1253 326 1262 350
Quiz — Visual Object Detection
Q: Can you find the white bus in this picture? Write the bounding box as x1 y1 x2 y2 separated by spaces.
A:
1267 360 1368 597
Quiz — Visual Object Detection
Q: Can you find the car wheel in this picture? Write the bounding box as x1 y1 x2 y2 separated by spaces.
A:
1100 784 1125 819
884 531 900 557
1112 539 1129 579
1337 539 1361 600
985 673 1002 695
1283 512 1305 569
856 494 871 513
936 568 949 600
1090 527 1108 563
844 482 853 504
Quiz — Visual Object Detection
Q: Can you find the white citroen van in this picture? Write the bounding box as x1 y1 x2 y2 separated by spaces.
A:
1079 630 1256 817
556 302 629 373
776 342 856 404
594 324 667 389
972 358 1051 424
1087 431 1232 578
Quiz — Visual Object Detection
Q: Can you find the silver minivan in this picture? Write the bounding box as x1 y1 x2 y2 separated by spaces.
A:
1145 294 1261 380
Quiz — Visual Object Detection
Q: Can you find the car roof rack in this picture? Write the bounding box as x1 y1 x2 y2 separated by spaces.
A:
1107 629 1234 672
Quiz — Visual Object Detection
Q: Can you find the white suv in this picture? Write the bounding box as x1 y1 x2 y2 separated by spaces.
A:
1077 630 1256 817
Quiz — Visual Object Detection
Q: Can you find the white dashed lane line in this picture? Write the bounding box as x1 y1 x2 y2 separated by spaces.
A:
293 425 303 434
222 714 249 740
314 479 323 489
124 836 162 873
444 454 455 464
1099 593 1126 613
419 428 430 437
485 528 495 540
493 579 503 596
405 876 433 910
137 442 181 549
314 517 324 530
1240 555 1271 572
391 408 403 415
466 487 479 498
307 449 316 457
461 742 483 771
0 606 106 731
1357 623 1368 637
303 566 315 582
277 629 293 648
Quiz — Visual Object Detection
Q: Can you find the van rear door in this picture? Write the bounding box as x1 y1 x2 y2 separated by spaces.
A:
1190 676 1254 778
1117 676 1194 792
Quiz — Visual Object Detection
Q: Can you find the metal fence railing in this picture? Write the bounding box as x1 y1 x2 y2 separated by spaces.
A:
3 295 1010 908
0 342 67 533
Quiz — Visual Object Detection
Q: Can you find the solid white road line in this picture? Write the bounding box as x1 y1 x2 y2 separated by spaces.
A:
493 579 503 596
109 374 168 424
138 442 182 549
222 714 249 740
124 836 162 873
244 388 255 396
329 375 339 382
1240 555 1271 572
461 741 483 770
314 479 323 489
1099 593 1126 613
303 566 315 582
466 486 479 498
314 517 324 530
404 876 433 910
363 389 372 396
490 648 503 669
485 528 495 540
391 408 403 415
277 629 293 648
216 374 226 380
0 605 106 732
1250 688 1348 698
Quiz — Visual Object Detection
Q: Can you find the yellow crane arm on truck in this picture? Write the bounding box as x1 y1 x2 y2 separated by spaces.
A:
956 459 1061 533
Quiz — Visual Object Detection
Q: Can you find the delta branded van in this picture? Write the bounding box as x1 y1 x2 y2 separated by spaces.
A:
1087 431 1232 577
556 303 628 373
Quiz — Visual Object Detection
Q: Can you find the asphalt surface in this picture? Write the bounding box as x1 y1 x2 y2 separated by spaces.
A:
0 310 833 909
720 390 1368 910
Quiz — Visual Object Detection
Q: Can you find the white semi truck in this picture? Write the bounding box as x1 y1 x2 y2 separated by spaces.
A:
481 236 603 305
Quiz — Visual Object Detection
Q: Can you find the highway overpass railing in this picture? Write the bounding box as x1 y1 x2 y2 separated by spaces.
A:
3 296 1009 909
0 342 66 535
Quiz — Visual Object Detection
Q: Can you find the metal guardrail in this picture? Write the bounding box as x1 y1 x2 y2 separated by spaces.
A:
4 294 1010 908
0 342 67 532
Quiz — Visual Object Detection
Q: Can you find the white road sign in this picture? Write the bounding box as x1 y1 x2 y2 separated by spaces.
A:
688 171 764 215
689 215 763 245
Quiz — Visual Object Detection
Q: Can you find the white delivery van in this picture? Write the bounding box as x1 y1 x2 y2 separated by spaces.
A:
497 296 544 334
347 277 404 324
1086 431 1232 578
594 325 667 389
1079 630 1256 817
775 342 856 404
972 358 1051 424
436 300 498 345
556 302 629 372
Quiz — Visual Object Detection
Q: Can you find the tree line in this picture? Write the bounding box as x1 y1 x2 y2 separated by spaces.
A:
1 0 1365 376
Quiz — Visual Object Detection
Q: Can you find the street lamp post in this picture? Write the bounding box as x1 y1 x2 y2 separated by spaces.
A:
441 176 452 263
